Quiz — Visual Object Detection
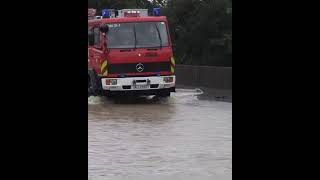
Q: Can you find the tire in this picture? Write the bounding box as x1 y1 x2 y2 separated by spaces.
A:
88 71 98 96
88 75 93 96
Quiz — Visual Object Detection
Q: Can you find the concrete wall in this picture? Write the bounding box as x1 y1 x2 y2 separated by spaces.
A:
175 65 232 90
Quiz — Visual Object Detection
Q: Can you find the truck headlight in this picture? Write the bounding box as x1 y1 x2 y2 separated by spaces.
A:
106 79 117 85
163 77 174 83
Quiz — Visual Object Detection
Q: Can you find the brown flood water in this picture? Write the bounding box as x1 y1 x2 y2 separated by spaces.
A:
88 88 232 180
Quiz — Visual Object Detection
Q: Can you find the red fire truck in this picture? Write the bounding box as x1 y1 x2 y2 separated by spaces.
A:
88 8 176 97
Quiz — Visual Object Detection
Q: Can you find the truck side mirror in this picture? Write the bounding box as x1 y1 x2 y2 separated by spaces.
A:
100 24 109 33
88 32 94 46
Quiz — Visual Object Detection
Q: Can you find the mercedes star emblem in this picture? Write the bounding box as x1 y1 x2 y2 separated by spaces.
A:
136 63 144 72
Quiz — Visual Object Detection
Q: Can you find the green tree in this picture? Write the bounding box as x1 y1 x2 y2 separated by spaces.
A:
163 0 232 66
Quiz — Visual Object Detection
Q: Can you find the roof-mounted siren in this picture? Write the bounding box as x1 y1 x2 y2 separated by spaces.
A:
124 10 140 17
118 9 148 18
153 8 160 16
102 9 110 18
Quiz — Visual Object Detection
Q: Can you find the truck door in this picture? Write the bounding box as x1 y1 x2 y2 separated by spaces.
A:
88 26 103 73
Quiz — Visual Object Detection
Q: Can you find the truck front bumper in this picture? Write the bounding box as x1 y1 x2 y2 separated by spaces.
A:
101 75 176 91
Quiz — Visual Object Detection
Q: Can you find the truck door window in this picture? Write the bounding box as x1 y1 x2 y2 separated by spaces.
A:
88 28 94 45
93 27 100 48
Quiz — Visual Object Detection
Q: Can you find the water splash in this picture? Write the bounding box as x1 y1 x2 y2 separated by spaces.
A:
88 96 105 105
88 88 204 105
173 88 203 97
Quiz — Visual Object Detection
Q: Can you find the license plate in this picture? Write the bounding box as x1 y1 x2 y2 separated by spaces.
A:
133 85 149 89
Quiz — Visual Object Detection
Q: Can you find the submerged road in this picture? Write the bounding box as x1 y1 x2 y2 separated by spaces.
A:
88 88 232 180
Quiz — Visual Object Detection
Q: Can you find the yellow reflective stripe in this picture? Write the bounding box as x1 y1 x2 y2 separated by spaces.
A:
171 57 175 66
101 60 108 72
171 66 175 73
101 59 108 76
170 57 175 73
103 70 108 76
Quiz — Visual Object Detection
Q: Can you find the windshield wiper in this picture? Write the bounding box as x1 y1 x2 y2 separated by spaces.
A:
134 24 137 50
154 23 162 49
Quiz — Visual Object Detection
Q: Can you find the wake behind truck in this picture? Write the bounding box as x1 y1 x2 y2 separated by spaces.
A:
88 8 176 97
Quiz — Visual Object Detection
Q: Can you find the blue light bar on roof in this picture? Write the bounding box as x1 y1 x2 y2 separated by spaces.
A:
153 8 160 16
102 9 109 18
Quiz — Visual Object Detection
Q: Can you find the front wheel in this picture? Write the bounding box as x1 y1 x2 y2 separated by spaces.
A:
88 75 92 96
88 74 98 96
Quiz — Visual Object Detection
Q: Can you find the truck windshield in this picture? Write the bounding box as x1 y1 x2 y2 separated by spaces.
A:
106 22 169 49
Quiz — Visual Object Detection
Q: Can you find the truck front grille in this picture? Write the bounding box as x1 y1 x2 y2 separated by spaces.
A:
108 61 170 74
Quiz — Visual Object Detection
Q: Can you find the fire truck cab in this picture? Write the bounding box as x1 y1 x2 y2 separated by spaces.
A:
88 8 176 97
